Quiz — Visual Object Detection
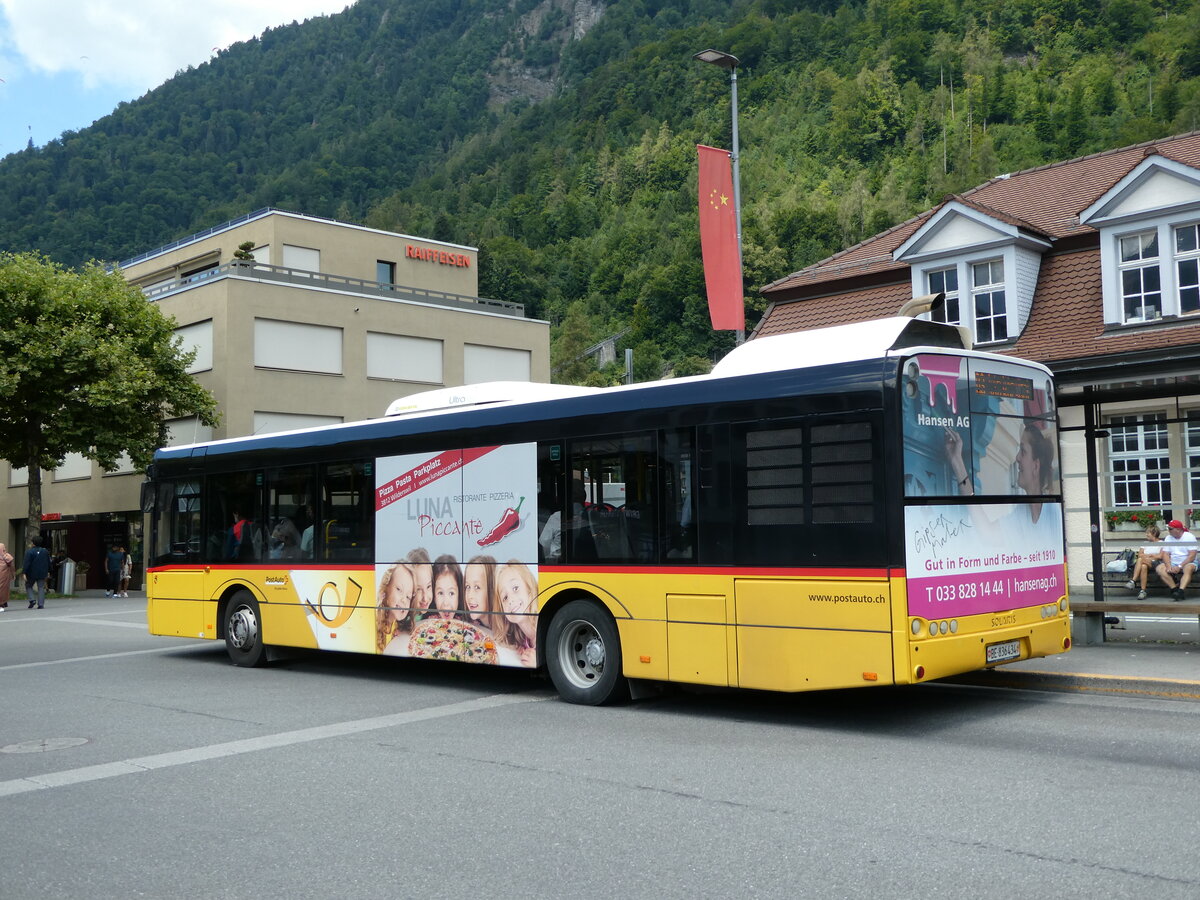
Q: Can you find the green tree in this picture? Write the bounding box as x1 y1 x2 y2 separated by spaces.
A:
0 252 219 540
551 302 598 385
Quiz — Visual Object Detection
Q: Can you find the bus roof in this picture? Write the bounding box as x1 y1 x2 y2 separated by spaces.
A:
713 316 968 378
154 317 1045 465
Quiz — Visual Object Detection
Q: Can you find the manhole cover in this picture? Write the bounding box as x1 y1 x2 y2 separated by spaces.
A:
1 737 90 754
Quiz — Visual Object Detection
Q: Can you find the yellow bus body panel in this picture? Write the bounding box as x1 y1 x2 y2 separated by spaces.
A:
733 576 893 690
148 565 1071 693
147 569 214 639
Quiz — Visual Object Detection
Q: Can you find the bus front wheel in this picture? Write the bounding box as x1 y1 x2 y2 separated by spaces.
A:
546 600 628 705
225 591 267 667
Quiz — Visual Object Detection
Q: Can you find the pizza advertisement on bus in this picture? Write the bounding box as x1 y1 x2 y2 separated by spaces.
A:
373 443 540 667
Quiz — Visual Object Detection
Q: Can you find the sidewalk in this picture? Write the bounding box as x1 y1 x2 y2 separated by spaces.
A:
948 637 1200 700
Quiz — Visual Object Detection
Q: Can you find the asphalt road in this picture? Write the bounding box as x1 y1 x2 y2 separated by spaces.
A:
3 597 1200 899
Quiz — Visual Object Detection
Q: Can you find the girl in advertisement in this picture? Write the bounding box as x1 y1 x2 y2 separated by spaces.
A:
496 560 538 667
463 554 505 634
431 554 465 620
376 562 416 655
407 547 434 622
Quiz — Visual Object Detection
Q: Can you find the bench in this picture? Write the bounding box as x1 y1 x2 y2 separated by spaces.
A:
1087 549 1200 595
1070 598 1200 644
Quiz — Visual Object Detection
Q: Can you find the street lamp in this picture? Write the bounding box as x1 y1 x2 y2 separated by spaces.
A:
693 48 743 343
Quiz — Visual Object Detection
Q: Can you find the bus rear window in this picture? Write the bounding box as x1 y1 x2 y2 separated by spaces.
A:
901 354 1059 499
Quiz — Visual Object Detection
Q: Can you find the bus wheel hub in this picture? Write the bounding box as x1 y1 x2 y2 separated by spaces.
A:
583 637 604 668
229 608 258 649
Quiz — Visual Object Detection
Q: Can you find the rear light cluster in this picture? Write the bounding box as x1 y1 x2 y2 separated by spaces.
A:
1041 599 1068 618
911 618 958 636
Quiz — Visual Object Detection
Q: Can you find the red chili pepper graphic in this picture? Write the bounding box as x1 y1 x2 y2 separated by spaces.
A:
478 496 524 546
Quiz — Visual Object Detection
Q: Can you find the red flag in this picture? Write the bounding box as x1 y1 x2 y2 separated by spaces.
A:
697 144 744 331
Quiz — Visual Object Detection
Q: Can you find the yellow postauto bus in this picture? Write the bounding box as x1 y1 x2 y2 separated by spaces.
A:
144 315 1070 704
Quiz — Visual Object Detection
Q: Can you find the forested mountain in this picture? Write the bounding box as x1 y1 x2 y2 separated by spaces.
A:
3 0 1200 382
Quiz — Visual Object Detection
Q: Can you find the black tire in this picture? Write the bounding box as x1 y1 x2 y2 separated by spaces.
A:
545 599 628 705
224 590 267 667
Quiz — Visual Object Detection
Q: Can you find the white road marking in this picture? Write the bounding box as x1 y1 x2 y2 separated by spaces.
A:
0 645 204 671
0 692 545 798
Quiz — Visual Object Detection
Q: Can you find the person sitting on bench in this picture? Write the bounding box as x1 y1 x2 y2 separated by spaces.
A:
1127 524 1162 600
1156 519 1197 601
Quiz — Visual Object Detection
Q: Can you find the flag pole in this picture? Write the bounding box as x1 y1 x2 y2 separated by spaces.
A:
729 64 743 345
694 49 744 344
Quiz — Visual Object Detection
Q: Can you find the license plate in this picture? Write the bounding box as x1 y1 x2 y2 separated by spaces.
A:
985 639 1021 664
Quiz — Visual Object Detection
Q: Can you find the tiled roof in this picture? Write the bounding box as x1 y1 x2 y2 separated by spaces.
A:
761 131 1200 300
756 131 1200 367
755 282 912 338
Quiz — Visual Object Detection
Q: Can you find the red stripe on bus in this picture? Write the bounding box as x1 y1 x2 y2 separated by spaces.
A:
147 564 903 578
537 565 894 578
147 563 377 573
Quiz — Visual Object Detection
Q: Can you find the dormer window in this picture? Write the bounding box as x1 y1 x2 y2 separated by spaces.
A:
1118 230 1161 323
1108 222 1200 324
896 198 1046 347
1079 155 1200 327
971 259 1007 343
921 259 1007 343
1178 223 1200 315
926 267 960 324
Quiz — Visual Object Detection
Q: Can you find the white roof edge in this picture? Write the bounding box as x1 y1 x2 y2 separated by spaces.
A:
385 381 599 416
712 317 938 377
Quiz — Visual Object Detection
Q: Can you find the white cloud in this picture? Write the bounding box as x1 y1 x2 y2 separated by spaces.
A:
0 0 354 93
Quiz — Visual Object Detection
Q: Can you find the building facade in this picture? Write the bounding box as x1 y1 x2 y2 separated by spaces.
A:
6 209 549 590
757 132 1200 595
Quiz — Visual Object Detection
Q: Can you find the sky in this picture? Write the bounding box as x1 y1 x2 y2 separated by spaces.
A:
0 0 355 160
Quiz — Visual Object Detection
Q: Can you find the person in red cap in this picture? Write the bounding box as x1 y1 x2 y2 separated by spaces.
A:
1156 519 1197 601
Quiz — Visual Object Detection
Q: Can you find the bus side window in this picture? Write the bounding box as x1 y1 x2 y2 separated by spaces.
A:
153 478 202 565
536 444 565 564
265 464 315 561
205 470 264 563
569 434 655 563
662 429 695 561
320 461 373 561
735 415 881 567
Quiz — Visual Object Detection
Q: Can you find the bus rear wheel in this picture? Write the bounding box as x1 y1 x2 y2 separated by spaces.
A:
546 600 628 705
225 590 267 667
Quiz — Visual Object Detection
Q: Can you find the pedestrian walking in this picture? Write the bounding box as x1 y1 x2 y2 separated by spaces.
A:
119 546 132 597
105 543 125 597
0 542 14 611
22 536 51 609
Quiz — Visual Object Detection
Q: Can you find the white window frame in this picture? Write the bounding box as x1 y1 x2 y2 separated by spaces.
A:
1117 229 1162 323
1108 413 1171 508
971 258 1007 344
914 251 1012 345
1101 215 1200 325
926 266 960 325
1176 222 1200 316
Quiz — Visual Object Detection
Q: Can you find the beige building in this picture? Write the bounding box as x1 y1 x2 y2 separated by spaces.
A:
6 208 549 590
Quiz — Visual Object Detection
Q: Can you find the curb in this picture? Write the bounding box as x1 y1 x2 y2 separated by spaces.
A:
944 668 1200 702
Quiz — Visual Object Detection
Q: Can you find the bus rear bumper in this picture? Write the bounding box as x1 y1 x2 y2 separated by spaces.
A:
907 615 1072 684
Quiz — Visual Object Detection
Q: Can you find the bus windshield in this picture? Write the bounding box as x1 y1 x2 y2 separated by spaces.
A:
900 353 1058 499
